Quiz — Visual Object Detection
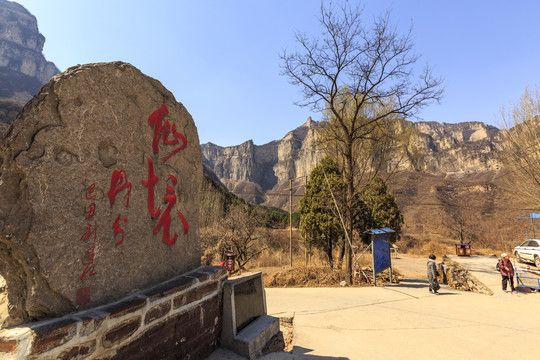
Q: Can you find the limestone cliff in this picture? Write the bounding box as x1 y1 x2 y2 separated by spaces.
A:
201 117 323 206
0 0 59 131
201 118 503 209
402 121 502 173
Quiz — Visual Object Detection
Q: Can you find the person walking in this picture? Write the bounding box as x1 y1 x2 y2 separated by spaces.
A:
499 253 517 294
427 254 440 294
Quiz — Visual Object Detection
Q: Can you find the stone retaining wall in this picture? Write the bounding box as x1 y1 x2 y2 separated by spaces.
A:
0 266 226 360
441 256 494 296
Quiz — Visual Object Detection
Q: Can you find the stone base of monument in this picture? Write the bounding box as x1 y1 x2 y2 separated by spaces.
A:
221 272 283 359
0 266 226 360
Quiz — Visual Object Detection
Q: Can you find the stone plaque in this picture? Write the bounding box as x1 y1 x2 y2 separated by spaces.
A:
0 62 201 326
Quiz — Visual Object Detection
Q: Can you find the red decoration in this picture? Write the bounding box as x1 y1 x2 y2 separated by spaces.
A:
148 103 187 163
76 287 91 305
80 246 96 279
108 169 132 207
112 214 127 246
79 222 98 243
85 183 96 200
85 203 96 220
177 210 189 235
142 157 161 219
153 175 179 245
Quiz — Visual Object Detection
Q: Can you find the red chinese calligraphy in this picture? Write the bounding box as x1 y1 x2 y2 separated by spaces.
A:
85 183 96 200
177 210 189 235
108 169 132 207
153 175 180 245
80 245 96 279
142 157 160 219
80 222 98 243
148 103 187 163
144 105 189 246
78 183 99 301
112 214 127 246
108 169 131 246
85 203 96 220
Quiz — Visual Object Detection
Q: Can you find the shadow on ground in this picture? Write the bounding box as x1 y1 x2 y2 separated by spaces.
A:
292 346 349 360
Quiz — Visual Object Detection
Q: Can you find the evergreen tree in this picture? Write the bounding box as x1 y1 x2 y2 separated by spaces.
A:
299 157 345 267
361 177 403 243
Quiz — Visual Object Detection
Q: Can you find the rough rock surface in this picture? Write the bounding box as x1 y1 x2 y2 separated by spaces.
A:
0 0 60 130
0 62 202 326
441 257 494 296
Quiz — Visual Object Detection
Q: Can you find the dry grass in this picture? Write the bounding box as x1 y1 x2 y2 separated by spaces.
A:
400 238 503 258
218 227 506 288
262 266 346 287
236 248 400 288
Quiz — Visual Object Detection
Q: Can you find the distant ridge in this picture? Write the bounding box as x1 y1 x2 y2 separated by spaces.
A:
201 118 502 209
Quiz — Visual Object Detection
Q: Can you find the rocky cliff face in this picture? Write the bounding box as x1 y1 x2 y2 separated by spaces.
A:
0 0 59 131
201 118 503 209
403 121 502 173
201 117 323 206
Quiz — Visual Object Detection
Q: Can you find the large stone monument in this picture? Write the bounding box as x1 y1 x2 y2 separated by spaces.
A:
0 61 201 326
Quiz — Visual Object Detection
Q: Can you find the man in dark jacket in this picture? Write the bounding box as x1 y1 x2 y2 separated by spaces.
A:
499 253 517 294
427 254 440 294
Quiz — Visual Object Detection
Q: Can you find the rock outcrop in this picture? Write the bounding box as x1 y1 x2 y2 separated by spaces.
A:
403 121 501 173
201 117 323 207
0 62 202 326
0 0 60 130
201 118 503 209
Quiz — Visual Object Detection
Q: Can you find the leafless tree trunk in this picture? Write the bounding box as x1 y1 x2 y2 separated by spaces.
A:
280 1 443 284
499 85 540 207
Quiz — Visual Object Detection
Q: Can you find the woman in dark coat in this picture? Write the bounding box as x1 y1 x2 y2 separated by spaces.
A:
499 253 516 293
427 254 440 294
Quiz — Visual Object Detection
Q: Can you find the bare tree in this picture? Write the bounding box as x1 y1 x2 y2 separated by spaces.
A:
280 1 443 283
437 186 472 243
221 205 270 269
499 85 540 206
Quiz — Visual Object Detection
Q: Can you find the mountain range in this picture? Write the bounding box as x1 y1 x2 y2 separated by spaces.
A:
201 118 503 207
202 118 525 249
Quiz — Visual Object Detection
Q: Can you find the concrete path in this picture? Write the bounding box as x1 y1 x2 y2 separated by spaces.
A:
208 256 540 360
447 254 540 294
392 255 427 277
265 281 540 359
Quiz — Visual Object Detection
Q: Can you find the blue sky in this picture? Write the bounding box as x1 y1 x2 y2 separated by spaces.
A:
14 0 540 147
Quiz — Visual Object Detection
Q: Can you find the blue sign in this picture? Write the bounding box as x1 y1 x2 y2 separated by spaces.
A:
365 228 394 274
373 235 391 274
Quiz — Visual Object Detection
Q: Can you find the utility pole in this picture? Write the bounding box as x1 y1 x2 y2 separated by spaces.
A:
289 179 293 267
288 176 308 268
304 175 309 266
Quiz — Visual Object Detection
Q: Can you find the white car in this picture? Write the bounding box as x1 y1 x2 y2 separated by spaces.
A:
513 239 540 268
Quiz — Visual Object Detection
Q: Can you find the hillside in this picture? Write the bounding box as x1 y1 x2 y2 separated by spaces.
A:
202 119 526 249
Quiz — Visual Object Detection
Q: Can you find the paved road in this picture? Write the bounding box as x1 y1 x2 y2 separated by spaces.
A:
392 255 428 278
265 282 540 359
209 256 540 360
446 254 540 294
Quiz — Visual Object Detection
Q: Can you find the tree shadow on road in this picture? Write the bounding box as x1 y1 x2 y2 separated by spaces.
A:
392 277 428 288
292 346 349 359
388 278 460 296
